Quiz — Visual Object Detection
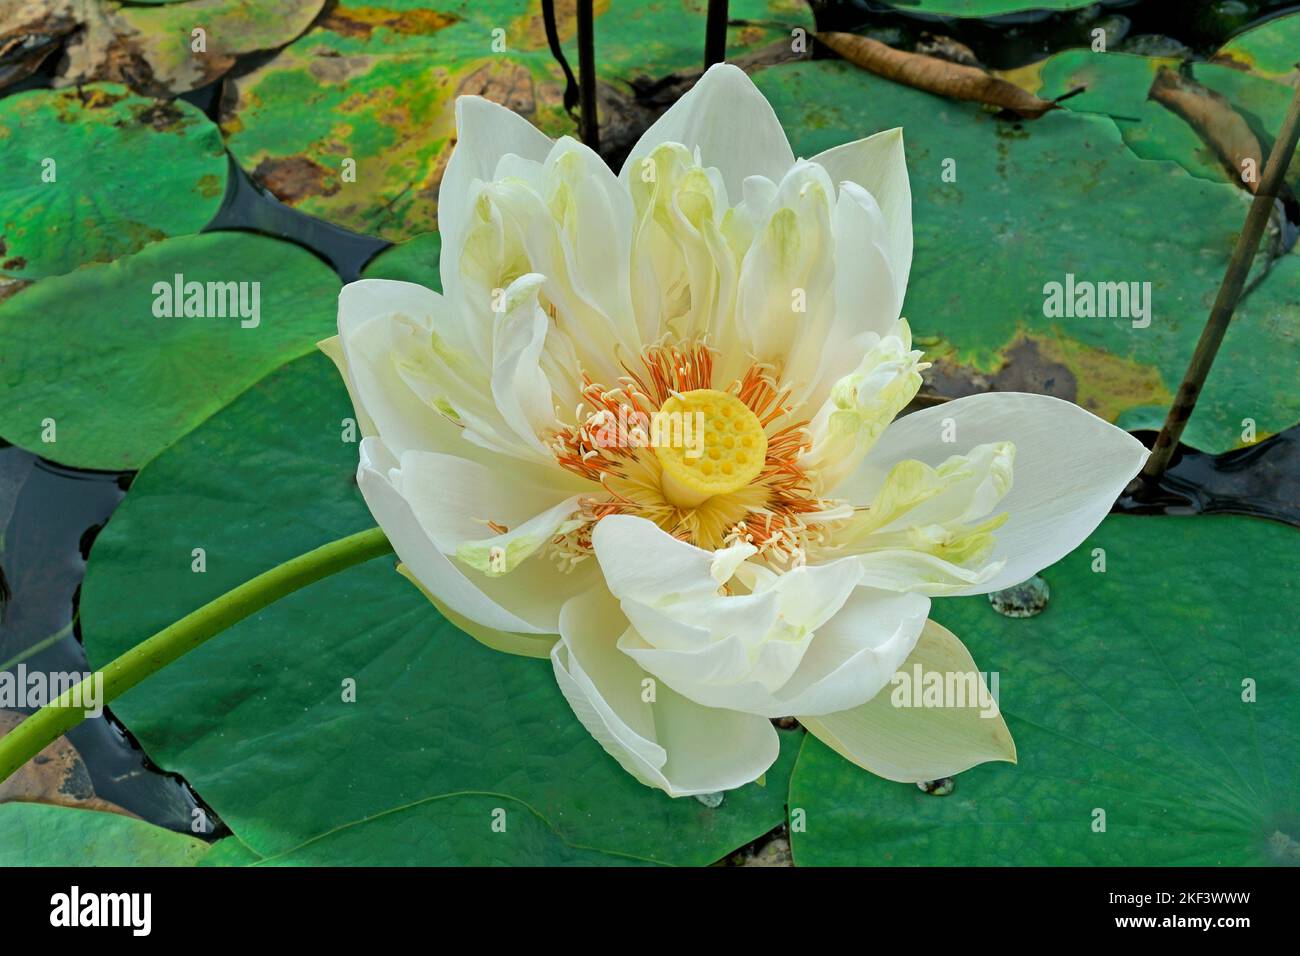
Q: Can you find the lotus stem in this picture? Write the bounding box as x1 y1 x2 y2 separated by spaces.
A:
577 0 599 152
1141 84 1300 483
705 0 729 68
0 527 393 786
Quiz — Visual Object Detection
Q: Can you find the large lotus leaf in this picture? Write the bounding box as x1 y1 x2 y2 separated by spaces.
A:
0 84 226 280
756 60 1299 452
79 351 799 866
360 231 442 283
220 0 811 240
0 803 212 866
1028 50 1300 193
0 231 339 471
200 794 656 866
1215 10 1300 85
788 514 1298 866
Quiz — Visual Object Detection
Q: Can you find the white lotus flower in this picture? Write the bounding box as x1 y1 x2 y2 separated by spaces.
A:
322 65 1148 797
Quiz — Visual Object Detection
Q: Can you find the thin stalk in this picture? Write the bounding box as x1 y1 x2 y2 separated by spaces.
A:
705 0 729 68
0 527 392 785
0 617 77 673
577 0 599 152
1141 85 1300 483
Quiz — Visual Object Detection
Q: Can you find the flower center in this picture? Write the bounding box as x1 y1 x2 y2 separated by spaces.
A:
654 389 767 508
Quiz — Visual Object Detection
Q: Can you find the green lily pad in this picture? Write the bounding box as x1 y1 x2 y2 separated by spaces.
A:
0 84 227 280
1215 10 1300 85
0 803 212 866
360 231 442 284
202 794 657 866
0 231 340 470
80 350 798 866
788 514 1298 866
220 0 811 240
1033 50 1300 193
756 59 1299 452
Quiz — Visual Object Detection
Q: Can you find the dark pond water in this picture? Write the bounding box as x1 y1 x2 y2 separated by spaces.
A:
2 0 1297 834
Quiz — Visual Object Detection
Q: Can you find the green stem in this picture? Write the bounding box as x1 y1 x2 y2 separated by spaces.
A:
0 615 77 673
0 527 392 785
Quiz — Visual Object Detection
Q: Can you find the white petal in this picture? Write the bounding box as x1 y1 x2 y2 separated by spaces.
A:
489 274 557 459
438 95 554 271
337 280 457 458
393 449 581 553
810 127 912 305
620 585 929 717
830 181 901 338
800 619 1016 782
551 587 780 797
590 514 718 604
358 437 578 634
838 393 1147 594
317 334 376 437
593 515 872 715
768 588 929 715
737 161 838 406
800 318 925 493
538 137 642 365
620 63 795 205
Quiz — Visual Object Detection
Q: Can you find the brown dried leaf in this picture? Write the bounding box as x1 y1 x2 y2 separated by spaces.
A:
816 31 1057 120
0 0 78 88
1148 66 1263 194
0 709 135 817
1 0 327 97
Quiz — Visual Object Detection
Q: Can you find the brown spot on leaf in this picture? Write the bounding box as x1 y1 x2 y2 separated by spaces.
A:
129 101 187 133
309 53 376 85
0 279 29 304
322 5 458 40
2 256 27 272
253 155 341 203
456 61 536 117
923 336 1078 403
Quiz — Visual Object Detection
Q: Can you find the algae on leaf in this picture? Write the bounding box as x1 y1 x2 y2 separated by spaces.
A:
0 84 227 280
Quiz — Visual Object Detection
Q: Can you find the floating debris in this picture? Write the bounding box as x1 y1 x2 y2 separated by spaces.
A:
917 777 955 796
989 575 1051 618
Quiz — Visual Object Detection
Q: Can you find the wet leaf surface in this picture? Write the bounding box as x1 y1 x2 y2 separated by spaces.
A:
789 514 1298 865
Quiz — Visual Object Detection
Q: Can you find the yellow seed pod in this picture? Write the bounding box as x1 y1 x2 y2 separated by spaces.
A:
654 389 767 508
